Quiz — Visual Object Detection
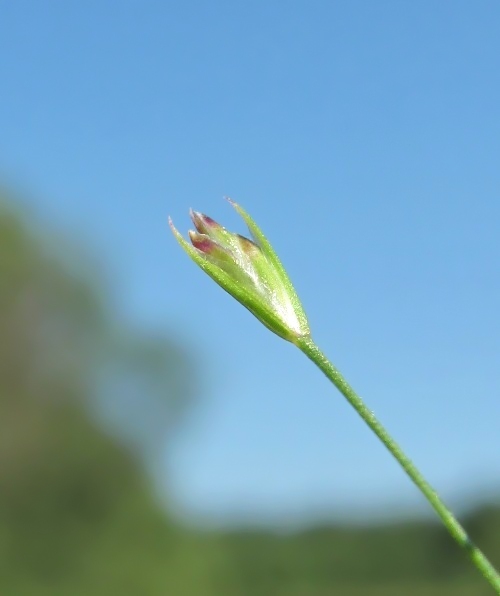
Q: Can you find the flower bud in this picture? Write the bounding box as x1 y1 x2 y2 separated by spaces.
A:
169 199 310 344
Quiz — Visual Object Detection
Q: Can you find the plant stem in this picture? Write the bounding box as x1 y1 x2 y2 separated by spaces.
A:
297 335 500 594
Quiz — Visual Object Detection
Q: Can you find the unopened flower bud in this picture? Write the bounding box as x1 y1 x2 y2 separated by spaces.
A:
169 199 310 344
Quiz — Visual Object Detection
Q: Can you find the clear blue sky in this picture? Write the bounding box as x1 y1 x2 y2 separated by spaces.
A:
1 1 499 527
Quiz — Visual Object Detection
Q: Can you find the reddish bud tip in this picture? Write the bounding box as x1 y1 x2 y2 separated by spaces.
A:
236 234 259 255
188 230 216 254
190 209 220 234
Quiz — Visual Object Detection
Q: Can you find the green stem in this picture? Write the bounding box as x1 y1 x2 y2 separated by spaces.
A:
297 335 500 594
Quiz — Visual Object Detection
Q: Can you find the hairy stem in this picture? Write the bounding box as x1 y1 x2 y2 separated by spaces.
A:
297 335 500 593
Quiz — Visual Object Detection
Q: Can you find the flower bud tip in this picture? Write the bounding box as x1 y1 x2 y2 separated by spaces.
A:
188 230 215 254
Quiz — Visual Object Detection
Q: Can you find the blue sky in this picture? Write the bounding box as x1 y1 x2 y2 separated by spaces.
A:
1 1 499 526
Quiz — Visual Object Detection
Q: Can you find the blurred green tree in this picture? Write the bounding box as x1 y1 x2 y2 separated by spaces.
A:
0 193 225 595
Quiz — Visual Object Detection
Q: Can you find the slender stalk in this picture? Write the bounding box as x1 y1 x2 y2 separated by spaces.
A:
297 335 500 594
